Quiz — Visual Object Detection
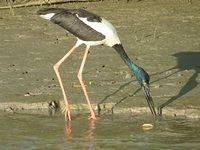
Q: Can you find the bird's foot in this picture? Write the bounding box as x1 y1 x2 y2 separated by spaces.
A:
62 106 71 121
88 112 97 120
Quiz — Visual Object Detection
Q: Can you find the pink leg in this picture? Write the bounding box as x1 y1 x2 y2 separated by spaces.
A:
53 45 77 121
77 46 96 120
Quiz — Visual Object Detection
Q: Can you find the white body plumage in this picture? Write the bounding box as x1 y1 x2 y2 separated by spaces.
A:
39 13 121 47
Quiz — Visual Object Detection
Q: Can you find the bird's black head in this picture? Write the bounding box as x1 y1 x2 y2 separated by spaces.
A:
134 67 157 116
134 67 150 86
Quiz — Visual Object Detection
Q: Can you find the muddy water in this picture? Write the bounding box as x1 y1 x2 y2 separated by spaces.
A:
0 113 200 149
0 0 200 113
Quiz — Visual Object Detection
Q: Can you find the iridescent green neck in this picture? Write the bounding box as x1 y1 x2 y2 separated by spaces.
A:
112 44 139 76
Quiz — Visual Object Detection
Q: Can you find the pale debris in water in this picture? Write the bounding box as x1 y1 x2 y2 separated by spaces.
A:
141 123 154 130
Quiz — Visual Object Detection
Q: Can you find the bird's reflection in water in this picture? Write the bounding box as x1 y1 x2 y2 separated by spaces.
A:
84 119 96 140
64 121 73 139
64 117 97 149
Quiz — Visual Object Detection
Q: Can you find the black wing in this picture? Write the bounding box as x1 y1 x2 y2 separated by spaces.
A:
37 8 105 41
68 9 102 22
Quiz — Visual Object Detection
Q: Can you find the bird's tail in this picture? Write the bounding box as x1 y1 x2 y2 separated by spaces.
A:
36 8 66 20
36 8 66 15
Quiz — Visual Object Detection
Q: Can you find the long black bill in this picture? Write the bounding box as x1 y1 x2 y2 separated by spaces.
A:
142 84 157 116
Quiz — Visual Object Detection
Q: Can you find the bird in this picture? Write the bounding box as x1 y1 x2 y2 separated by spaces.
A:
37 8 157 121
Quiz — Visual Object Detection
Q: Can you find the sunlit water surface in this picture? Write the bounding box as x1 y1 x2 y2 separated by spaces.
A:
0 113 200 149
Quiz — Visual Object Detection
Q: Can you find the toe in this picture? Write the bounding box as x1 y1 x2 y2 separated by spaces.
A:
88 114 97 120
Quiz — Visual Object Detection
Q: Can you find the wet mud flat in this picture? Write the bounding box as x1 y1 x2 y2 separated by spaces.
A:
0 0 200 118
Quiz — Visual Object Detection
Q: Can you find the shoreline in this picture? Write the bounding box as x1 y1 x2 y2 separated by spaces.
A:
1 101 200 119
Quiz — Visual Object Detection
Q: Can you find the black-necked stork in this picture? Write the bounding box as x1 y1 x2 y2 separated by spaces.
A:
37 8 157 121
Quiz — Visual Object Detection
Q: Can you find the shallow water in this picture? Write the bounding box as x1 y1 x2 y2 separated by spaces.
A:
0 113 200 149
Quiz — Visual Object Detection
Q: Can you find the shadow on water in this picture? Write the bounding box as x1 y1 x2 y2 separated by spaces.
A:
98 52 200 115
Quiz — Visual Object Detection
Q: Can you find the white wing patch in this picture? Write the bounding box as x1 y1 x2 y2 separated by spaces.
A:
78 16 121 47
78 17 115 36
40 13 55 20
